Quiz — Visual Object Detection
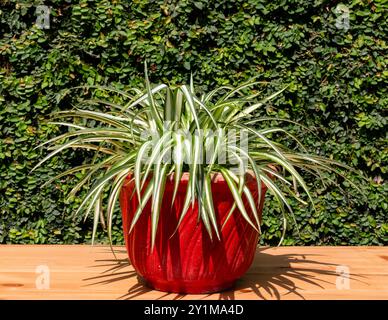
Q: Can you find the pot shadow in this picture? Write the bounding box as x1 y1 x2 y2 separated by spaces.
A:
83 247 366 300
215 248 366 300
82 247 153 299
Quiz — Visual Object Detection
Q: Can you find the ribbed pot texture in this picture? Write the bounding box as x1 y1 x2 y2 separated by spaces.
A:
119 172 267 294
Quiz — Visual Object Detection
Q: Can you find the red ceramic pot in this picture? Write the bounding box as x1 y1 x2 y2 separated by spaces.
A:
119 172 267 294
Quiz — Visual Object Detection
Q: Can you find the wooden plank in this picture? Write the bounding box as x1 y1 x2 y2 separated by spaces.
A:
0 245 387 300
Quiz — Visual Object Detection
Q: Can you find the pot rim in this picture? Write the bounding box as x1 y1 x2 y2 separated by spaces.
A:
124 169 268 189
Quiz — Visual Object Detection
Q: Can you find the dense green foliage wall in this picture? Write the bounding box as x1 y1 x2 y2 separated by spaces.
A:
0 0 387 245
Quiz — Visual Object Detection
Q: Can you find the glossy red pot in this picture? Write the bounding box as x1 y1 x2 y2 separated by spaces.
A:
119 172 267 294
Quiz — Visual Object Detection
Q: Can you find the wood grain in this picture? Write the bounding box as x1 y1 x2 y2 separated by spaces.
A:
0 245 387 300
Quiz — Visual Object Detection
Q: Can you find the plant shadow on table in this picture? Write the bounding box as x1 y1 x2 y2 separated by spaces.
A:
83 247 365 300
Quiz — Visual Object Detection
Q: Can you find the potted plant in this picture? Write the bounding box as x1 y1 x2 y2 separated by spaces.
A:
34 66 360 294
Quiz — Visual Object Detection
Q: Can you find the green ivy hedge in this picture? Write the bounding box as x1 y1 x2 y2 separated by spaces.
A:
0 0 387 245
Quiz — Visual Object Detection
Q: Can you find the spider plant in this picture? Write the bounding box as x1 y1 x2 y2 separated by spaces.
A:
33 65 361 249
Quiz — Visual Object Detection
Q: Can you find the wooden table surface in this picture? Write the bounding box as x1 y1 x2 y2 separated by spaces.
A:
0 245 387 300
